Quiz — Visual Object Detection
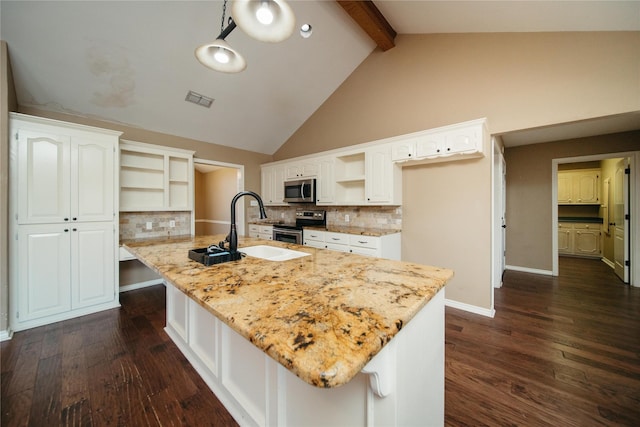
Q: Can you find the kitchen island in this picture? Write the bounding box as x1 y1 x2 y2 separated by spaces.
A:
124 235 453 427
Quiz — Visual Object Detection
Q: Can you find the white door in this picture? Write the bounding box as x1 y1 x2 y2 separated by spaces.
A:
17 224 71 321
73 138 115 222
613 158 629 282
17 130 71 224
71 222 115 309
492 141 506 288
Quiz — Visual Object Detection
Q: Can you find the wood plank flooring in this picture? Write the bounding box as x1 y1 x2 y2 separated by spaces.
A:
445 257 640 427
2 256 639 426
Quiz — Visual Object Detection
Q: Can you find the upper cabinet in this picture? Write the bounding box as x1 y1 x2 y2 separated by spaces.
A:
261 164 287 206
261 118 485 207
12 114 119 224
391 118 486 164
119 140 194 211
558 169 600 205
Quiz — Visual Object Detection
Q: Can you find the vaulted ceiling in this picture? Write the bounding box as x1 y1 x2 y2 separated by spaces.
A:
2 1 638 154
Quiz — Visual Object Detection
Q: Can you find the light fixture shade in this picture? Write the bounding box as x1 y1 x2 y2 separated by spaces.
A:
231 0 296 43
195 39 247 73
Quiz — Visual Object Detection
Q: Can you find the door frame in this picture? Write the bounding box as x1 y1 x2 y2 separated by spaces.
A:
193 159 245 236
492 137 506 293
551 151 639 286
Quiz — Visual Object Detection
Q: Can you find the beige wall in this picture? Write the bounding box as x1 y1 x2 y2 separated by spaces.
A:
275 32 639 311
1 40 18 335
505 131 639 271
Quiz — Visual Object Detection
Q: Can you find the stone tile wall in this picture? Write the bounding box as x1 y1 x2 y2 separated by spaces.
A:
119 211 191 241
249 205 402 231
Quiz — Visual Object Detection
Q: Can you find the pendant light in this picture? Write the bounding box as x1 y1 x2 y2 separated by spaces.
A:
231 0 296 43
195 1 247 73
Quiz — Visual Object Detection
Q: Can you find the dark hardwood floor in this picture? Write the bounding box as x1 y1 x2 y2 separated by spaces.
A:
2 257 639 426
445 257 640 427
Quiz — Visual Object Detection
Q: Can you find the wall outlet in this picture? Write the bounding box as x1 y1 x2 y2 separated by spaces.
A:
146 221 152 230
169 220 176 228
345 214 350 222
281 212 285 218
250 200 258 207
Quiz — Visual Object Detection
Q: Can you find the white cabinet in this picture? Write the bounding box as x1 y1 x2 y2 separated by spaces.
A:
120 140 194 211
391 118 486 165
248 224 273 240
332 147 401 206
285 161 319 179
261 164 287 206
557 169 600 205
16 127 115 224
558 222 602 258
304 230 401 260
9 113 121 332
365 144 401 205
316 157 335 204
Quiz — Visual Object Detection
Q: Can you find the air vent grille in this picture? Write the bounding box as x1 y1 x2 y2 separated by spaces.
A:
185 90 214 108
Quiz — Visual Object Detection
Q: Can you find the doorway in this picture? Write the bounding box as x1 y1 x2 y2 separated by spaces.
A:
552 152 638 285
194 159 244 236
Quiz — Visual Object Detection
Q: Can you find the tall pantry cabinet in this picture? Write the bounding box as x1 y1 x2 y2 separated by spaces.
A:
9 113 122 332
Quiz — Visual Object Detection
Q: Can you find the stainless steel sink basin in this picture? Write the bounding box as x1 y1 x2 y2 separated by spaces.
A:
240 245 310 262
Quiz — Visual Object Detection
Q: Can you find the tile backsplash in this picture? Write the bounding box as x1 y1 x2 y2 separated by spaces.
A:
120 211 191 241
249 205 402 231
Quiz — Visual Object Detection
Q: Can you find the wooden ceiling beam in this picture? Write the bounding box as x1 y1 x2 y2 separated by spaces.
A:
337 1 397 51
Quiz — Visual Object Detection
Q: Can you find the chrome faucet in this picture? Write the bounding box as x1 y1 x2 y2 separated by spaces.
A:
224 191 267 254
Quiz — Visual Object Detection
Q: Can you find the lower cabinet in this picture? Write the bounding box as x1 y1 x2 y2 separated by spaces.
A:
304 230 401 260
558 222 602 258
13 222 118 330
165 281 445 427
248 224 273 240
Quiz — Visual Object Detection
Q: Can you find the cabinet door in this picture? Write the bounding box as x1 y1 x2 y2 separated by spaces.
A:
574 229 600 256
444 127 481 155
261 167 275 205
316 157 335 204
17 225 71 322
557 172 573 204
391 140 416 161
72 138 115 222
365 146 392 203
272 166 286 205
574 172 600 204
71 222 116 309
17 130 71 224
286 161 319 179
558 227 573 254
415 132 445 158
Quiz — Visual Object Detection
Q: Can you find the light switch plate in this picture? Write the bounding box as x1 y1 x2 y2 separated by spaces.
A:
146 221 152 230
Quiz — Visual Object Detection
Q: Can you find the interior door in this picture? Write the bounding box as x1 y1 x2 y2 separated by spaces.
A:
613 158 629 282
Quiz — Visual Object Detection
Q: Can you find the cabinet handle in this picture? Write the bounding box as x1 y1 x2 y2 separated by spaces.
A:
73 217 77 221
358 240 368 244
72 228 77 232
64 218 69 221
331 237 339 241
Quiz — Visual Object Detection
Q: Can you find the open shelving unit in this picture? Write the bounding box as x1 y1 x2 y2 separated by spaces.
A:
119 141 194 212
334 151 366 204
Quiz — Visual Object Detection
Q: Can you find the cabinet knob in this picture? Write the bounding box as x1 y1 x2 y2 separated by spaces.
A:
73 217 77 221
64 229 69 232
72 228 77 232
64 218 69 221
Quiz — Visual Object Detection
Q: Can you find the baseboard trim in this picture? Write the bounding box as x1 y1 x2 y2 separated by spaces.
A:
601 257 615 269
506 265 554 276
0 329 13 342
119 279 165 293
445 299 495 318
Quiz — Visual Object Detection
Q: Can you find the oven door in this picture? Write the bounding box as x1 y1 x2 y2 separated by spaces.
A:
273 227 303 245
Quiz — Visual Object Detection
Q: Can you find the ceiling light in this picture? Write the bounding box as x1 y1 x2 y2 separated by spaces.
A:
196 35 246 73
232 0 296 43
300 23 312 39
195 0 246 73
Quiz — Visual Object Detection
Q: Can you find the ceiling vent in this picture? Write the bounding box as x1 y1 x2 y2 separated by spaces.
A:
185 90 214 108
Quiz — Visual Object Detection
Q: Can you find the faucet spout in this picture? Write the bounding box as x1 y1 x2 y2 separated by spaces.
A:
227 191 267 254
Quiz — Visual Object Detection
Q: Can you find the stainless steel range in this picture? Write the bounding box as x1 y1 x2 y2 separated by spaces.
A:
272 209 326 245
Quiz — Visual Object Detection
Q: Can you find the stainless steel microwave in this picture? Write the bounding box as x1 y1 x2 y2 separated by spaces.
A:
283 178 315 203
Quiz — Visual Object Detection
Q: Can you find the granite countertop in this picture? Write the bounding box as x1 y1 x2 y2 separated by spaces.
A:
558 217 603 223
123 235 452 388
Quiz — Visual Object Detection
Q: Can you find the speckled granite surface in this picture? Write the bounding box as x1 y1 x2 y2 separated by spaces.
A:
124 235 452 388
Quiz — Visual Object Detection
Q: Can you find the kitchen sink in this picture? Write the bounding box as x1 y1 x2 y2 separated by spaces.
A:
240 245 310 262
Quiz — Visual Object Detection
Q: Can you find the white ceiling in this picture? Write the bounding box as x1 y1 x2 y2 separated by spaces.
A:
2 1 639 154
